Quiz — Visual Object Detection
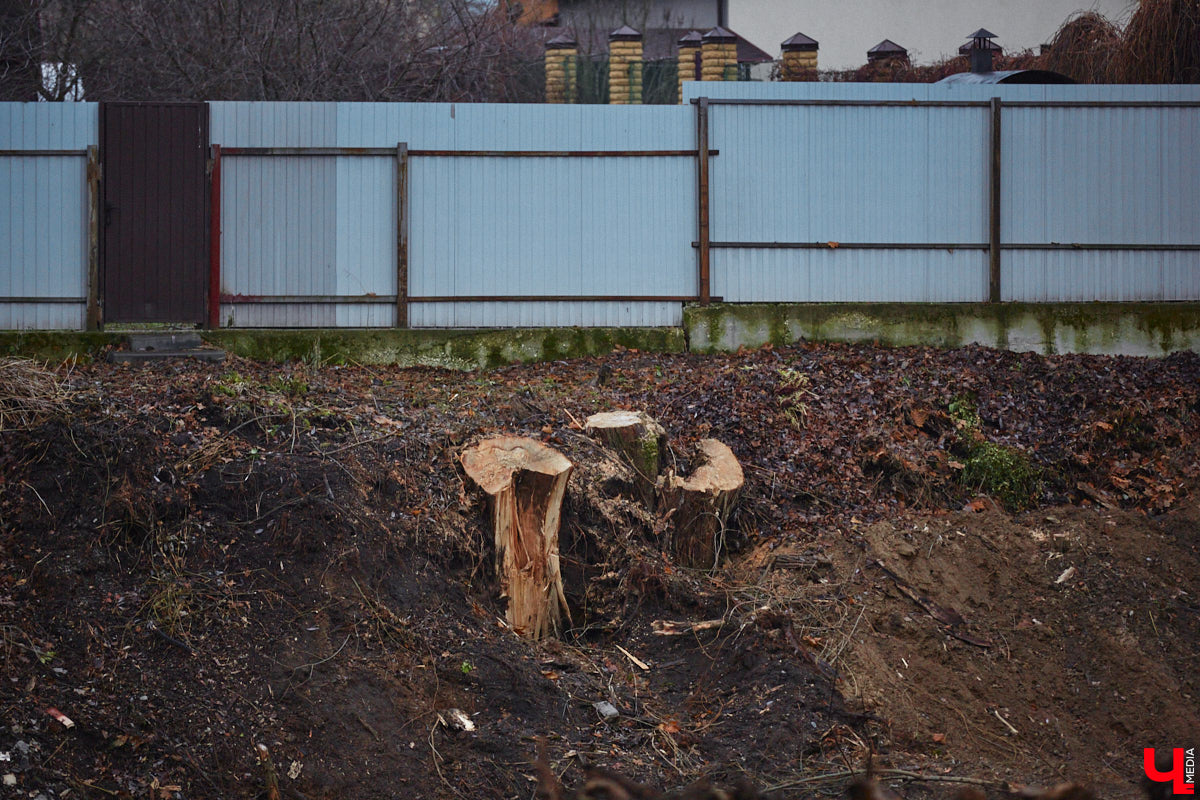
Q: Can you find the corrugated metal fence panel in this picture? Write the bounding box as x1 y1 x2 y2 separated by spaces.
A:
0 103 96 330
220 155 337 327
690 82 1200 304
1002 99 1200 301
711 250 989 303
213 104 337 327
334 152 396 328
707 97 990 302
357 104 694 328
211 102 337 145
207 92 1198 326
210 102 695 328
408 301 681 328
682 81 1200 104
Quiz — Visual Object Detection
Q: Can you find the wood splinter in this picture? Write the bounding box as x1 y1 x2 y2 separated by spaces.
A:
660 439 744 570
461 437 573 640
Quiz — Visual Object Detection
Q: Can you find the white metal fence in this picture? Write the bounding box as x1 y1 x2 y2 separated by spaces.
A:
2 84 1198 330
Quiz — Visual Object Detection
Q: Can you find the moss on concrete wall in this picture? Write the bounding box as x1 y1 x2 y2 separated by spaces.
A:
202 327 686 369
684 303 1200 357
0 332 120 363
4 304 1198 366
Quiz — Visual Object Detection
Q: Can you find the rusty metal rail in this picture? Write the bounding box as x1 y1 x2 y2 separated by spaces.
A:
213 143 723 326
220 147 717 157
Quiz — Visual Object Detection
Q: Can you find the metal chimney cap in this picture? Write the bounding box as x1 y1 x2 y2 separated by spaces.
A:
702 26 738 44
867 39 907 54
781 32 819 52
609 25 642 41
966 28 998 40
546 31 577 49
867 39 908 60
959 39 1001 55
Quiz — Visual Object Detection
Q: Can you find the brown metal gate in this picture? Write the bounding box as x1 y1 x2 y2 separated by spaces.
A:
101 102 209 324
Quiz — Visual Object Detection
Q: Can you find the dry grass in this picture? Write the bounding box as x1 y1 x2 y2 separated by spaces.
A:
1043 0 1199 83
814 0 1199 84
1042 11 1124 82
0 357 73 433
1114 0 1200 83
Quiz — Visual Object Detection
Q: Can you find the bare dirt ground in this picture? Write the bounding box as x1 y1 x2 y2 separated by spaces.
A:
0 342 1196 799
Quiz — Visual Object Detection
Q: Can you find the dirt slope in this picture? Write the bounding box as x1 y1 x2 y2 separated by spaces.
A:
0 343 1196 799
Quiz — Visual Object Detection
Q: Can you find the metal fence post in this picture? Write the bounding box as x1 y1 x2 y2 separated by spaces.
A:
208 144 222 329
86 145 101 331
989 97 1002 303
396 142 409 328
696 97 711 305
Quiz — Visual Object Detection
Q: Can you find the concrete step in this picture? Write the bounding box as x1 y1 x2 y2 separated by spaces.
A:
108 349 226 364
128 332 203 352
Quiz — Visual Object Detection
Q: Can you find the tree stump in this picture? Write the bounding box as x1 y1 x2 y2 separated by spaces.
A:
660 439 744 570
460 437 573 640
584 410 667 507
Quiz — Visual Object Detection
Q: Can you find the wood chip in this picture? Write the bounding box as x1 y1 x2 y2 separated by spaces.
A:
615 644 649 671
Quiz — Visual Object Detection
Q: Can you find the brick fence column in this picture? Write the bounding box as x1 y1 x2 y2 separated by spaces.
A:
608 26 643 104
545 32 577 103
701 26 738 81
780 32 818 80
677 30 702 101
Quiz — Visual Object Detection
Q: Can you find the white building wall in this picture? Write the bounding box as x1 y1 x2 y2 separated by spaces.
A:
558 0 719 32
730 0 1132 70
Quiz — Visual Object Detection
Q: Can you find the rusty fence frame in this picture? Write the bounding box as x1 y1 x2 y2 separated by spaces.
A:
210 144 721 328
690 96 1200 305
7 97 1199 331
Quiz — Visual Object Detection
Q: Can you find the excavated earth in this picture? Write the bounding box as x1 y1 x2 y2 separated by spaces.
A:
0 342 1196 800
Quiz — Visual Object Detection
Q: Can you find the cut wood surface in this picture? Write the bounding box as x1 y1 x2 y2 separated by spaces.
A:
585 410 667 506
661 439 744 570
461 437 573 639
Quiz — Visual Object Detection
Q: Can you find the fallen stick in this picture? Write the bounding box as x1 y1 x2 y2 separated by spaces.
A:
651 618 726 636
256 743 281 800
993 708 1020 736
615 644 649 670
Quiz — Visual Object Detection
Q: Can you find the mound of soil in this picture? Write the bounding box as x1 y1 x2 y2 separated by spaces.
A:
0 342 1196 799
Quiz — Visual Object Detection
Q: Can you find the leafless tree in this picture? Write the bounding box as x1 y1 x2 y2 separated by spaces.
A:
0 0 545 101
1 0 42 99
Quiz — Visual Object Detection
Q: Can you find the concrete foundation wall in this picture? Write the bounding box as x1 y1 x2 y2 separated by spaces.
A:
684 303 1200 357
5 304 1199 367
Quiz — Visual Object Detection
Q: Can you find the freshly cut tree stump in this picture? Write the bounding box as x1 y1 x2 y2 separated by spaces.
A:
661 439 744 570
460 437 573 640
584 410 667 506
